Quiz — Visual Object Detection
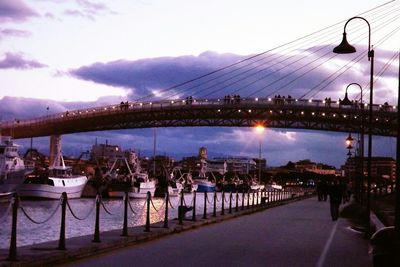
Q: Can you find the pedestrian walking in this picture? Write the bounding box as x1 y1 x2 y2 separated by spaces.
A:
328 180 344 221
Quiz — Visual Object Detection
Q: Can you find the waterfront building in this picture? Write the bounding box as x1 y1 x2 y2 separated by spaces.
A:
90 140 124 163
211 157 258 174
343 156 396 182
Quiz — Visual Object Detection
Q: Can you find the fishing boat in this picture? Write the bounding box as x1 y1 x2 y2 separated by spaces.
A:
18 153 88 199
0 136 31 195
107 150 156 199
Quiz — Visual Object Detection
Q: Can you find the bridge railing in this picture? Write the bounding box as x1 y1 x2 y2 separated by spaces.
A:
1 97 396 130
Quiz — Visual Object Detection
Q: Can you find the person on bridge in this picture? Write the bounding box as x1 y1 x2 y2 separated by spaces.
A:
328 180 344 221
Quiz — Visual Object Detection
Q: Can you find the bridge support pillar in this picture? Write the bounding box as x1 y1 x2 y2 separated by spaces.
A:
49 135 62 167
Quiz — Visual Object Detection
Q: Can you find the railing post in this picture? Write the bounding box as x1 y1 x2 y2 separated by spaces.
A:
247 190 250 209
213 191 217 217
178 190 184 225
8 193 19 261
145 191 151 231
92 194 101 242
235 191 239 212
58 192 67 249
252 191 255 208
121 191 128 236
229 192 233 214
192 190 196 221
203 191 207 219
164 190 169 228
221 191 225 215
241 191 245 210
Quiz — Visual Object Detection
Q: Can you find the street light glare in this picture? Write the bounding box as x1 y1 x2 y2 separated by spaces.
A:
255 125 265 133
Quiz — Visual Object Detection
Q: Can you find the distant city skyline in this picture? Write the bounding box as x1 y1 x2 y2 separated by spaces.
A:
0 0 399 168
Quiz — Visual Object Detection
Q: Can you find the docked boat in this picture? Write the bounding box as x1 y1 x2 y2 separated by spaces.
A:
191 147 215 192
0 136 31 195
18 154 88 199
107 151 156 199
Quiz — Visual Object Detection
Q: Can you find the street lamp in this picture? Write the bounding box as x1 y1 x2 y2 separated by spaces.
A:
333 16 374 235
340 82 364 204
255 124 265 184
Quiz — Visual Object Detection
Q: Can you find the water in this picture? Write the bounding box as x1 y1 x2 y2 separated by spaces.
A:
0 191 295 249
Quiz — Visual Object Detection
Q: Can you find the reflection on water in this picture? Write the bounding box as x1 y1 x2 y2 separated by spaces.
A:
0 192 282 249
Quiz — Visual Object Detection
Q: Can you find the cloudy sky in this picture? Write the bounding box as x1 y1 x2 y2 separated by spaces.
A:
0 0 399 167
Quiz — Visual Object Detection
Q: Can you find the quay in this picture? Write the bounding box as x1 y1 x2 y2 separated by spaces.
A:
0 193 375 267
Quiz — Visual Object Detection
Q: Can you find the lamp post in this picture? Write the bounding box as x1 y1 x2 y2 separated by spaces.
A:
333 16 374 235
340 82 364 204
255 124 265 184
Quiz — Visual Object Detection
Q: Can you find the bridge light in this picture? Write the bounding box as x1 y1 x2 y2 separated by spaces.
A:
205 99 208 102
333 114 336 117
322 100 326 104
354 115 357 119
311 112 315 116
238 109 241 112
269 110 273 114
295 99 298 102
280 110 283 114
217 109 221 112
248 109 252 113
104 107 107 110
268 98 272 101
217 99 220 102
301 111 304 115
140 103 143 106
336 101 340 104
255 98 259 101
149 102 152 105
112 106 115 109
308 99 312 103
343 115 347 118
61 115 64 118
322 113 325 116
379 104 382 108
130 104 133 107
376 118 379 121
79 111 82 114
393 106 396 109
364 103 368 107
93 109 96 112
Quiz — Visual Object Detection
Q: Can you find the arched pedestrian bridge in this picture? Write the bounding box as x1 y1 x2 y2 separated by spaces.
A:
1 97 397 139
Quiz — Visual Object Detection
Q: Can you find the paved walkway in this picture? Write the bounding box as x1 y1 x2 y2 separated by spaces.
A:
59 198 372 267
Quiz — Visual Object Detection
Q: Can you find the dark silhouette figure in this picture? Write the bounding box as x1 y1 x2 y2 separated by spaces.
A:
328 181 344 221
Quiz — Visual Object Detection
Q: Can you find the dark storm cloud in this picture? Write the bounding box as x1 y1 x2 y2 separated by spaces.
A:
0 0 38 23
0 53 47 70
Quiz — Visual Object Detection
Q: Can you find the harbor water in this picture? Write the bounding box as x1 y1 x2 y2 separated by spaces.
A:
0 191 288 249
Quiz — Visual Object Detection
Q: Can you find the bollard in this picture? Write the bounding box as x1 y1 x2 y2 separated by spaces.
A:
145 191 151 231
58 192 67 249
252 191 255 208
164 190 169 228
8 193 19 261
213 191 217 217
229 192 232 214
121 191 128 236
93 194 101 242
221 191 225 215
192 190 196 221
203 191 207 219
178 190 184 225
235 191 239 212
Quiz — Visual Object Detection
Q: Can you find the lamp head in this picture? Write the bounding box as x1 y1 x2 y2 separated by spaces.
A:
333 33 356 54
339 92 353 106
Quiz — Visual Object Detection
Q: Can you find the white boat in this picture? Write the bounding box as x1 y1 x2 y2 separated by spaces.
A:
0 136 31 194
18 154 88 199
107 151 156 199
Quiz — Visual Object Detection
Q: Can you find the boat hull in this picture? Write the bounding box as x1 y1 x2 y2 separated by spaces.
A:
0 169 30 194
18 177 88 199
193 180 215 192
108 181 156 199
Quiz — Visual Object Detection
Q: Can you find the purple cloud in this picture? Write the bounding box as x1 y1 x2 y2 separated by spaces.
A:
0 53 47 70
0 28 30 39
0 0 38 23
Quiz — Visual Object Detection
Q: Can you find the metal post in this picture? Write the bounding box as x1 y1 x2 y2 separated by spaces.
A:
235 191 239 212
8 193 19 261
121 191 128 236
252 191 255 208
203 191 207 219
192 190 196 221
164 190 169 228
58 192 67 249
213 191 217 217
145 192 151 231
247 190 250 209
93 194 101 242
179 190 184 225
241 191 245 210
221 191 225 215
229 192 232 214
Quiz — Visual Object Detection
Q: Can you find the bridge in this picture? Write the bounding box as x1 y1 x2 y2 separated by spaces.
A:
0 97 397 139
